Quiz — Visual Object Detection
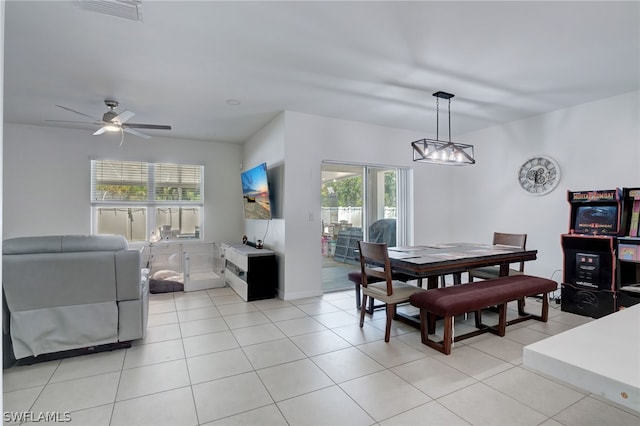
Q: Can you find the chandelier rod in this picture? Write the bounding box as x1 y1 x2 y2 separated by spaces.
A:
448 97 451 142
436 96 439 141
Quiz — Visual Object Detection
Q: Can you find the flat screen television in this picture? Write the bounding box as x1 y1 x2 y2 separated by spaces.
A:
241 163 272 220
574 205 618 235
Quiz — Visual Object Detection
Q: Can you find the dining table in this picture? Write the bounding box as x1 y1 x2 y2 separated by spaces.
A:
386 242 538 289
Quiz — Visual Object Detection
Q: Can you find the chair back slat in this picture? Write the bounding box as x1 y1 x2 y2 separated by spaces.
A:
358 241 393 296
493 232 527 272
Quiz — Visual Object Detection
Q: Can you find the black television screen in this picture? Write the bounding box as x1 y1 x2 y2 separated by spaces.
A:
241 163 272 220
574 205 618 234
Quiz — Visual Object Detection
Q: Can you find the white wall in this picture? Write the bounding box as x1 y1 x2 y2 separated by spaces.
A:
3 123 244 244
450 91 640 279
267 91 638 299
242 112 286 296
282 111 454 299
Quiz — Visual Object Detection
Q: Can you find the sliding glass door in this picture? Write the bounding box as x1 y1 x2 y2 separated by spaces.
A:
320 162 410 292
365 166 397 246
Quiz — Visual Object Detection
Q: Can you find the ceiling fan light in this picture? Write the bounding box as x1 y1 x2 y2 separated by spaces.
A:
103 123 121 132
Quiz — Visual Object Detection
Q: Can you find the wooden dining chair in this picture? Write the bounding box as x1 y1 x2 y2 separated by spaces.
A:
358 241 427 342
468 232 528 282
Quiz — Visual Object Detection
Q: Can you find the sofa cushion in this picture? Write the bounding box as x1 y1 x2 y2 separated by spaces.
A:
62 235 128 252
3 236 64 255
3 234 128 255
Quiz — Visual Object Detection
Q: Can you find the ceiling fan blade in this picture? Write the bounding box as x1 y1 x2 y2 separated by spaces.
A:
114 110 135 124
93 127 107 136
123 123 172 130
56 105 101 121
123 127 151 139
45 119 103 124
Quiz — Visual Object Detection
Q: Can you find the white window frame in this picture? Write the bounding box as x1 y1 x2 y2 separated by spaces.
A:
91 159 204 242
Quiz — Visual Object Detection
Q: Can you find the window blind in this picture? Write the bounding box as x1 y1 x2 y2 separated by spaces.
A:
91 160 148 201
91 160 203 203
154 163 202 202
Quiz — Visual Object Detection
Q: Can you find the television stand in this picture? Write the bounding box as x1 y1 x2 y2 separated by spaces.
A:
224 244 277 301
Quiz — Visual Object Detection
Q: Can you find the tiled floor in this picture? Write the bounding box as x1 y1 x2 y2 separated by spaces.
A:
322 256 355 293
4 287 640 426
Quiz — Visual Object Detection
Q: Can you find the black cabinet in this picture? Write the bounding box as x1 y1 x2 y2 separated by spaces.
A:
561 283 616 318
560 234 617 318
224 244 277 301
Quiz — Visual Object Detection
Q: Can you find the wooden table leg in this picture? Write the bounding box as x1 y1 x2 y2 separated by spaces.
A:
427 276 439 290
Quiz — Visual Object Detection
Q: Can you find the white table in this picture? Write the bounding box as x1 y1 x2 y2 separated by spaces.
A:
523 304 640 413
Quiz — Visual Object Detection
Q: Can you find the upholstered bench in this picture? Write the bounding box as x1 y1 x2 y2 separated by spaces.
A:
409 275 557 354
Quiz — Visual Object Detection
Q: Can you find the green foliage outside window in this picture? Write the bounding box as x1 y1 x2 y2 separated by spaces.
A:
321 172 396 208
384 172 396 207
97 185 201 202
96 184 147 201
321 175 362 207
156 187 201 201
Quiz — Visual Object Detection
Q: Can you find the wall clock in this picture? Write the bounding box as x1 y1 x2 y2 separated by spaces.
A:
518 156 561 195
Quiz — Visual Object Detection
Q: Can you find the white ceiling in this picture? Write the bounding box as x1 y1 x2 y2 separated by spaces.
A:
3 1 639 143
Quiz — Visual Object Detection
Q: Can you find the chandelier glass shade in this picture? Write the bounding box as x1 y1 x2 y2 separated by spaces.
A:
412 91 475 165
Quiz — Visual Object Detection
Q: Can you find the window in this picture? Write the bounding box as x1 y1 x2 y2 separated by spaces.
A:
91 160 204 242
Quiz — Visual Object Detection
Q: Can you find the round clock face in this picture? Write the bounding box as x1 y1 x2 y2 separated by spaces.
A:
518 156 560 195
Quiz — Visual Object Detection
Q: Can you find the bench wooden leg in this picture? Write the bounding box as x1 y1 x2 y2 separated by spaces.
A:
420 312 453 355
541 293 549 322
419 310 449 355
474 310 482 328
497 303 507 336
420 309 428 344
442 316 453 355
427 311 436 334
507 292 552 327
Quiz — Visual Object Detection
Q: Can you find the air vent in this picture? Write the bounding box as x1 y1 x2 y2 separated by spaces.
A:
79 0 143 22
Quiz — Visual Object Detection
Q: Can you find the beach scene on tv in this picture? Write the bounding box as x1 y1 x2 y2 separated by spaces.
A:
241 164 272 220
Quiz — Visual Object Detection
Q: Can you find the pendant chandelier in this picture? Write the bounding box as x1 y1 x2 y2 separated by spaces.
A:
411 91 475 165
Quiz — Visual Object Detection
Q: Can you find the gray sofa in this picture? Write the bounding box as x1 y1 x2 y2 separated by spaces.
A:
3 235 148 363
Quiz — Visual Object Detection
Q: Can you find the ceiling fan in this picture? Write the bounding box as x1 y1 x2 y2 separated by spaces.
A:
47 100 172 142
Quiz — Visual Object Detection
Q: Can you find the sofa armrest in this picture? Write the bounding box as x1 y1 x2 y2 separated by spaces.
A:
116 249 142 301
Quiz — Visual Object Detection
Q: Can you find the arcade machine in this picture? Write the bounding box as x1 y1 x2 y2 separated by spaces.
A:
616 187 640 308
561 189 624 318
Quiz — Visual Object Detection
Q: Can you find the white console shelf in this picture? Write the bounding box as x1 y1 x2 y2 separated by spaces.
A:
524 304 640 413
224 244 277 301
